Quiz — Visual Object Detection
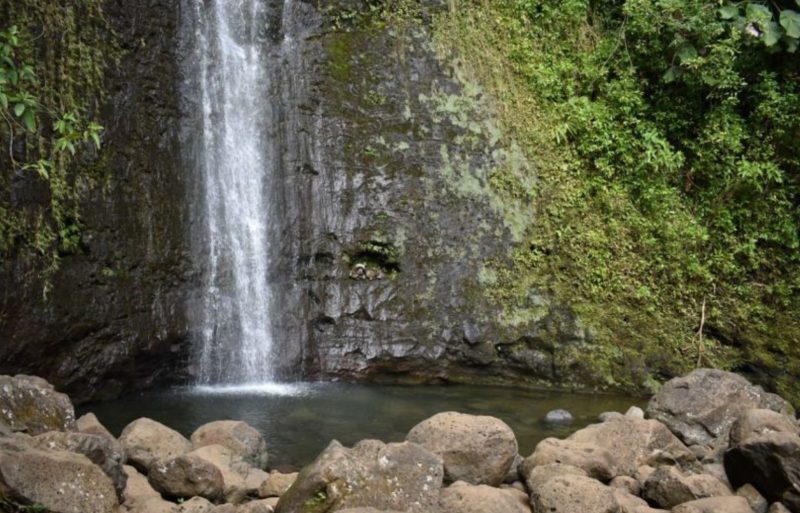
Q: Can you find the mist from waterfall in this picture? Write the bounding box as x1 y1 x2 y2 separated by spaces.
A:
187 0 277 385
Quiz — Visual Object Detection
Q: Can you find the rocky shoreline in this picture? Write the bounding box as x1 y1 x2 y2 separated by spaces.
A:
1 369 798 513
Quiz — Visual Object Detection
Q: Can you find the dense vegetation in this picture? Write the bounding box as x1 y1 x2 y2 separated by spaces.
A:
0 0 115 292
431 0 800 398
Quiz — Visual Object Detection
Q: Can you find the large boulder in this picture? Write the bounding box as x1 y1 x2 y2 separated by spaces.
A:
189 444 250 503
0 438 118 513
191 420 269 469
520 462 588 492
566 416 694 477
258 471 298 498
406 412 517 486
119 417 192 470
671 496 755 513
276 439 443 513
530 474 619 513
724 432 800 511
646 369 793 446
149 453 225 501
524 438 615 481
0 375 76 435
32 431 127 500
729 409 800 447
641 466 730 509
439 481 530 513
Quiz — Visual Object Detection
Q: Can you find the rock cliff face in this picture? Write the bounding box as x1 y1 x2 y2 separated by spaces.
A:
0 0 604 401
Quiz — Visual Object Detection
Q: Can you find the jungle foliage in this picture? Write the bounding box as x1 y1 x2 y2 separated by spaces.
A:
432 0 800 397
0 0 116 292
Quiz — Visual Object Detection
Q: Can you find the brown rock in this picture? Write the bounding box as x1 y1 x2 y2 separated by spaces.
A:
76 412 115 440
736 484 768 513
276 439 443 513
258 471 298 498
642 466 730 509
519 461 588 492
191 420 269 469
530 474 618 513
119 417 191 470
671 496 754 513
149 453 224 501
176 496 215 513
0 375 76 435
439 481 530 513
729 409 800 447
122 464 162 508
524 437 615 481
190 444 251 504
0 439 118 513
406 411 517 486
610 475 641 496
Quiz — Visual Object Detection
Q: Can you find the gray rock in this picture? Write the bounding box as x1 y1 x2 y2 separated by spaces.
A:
530 474 618 513
724 432 800 511
612 489 669 513
439 481 531 513
545 409 574 425
0 439 118 513
625 406 645 420
406 411 517 486
671 496 754 513
599 412 625 422
525 437 615 481
646 369 794 446
276 439 443 513
176 497 215 513
119 417 192 470
0 375 76 435
642 466 730 509
503 454 523 484
736 484 768 513
148 453 224 501
191 420 268 470
239 499 278 513
189 444 251 504
32 431 127 500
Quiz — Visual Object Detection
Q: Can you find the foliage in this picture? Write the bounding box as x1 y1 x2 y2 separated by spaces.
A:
431 0 800 398
0 0 116 293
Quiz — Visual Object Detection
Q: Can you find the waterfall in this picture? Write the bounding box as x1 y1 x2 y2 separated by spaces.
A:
187 0 277 385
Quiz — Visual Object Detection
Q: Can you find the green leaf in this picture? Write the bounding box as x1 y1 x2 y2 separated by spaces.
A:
13 102 24 116
90 132 101 149
746 3 772 21
677 43 698 63
663 65 682 83
22 109 36 132
719 5 740 19
780 10 800 38
0 92 6 109
786 37 799 52
763 21 783 46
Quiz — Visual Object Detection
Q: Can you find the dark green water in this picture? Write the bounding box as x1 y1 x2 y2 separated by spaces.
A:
82 383 644 471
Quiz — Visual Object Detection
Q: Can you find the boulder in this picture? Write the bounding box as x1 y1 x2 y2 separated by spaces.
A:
406 411 517 486
276 439 443 513
0 439 118 513
729 409 800 447
76 412 116 440
32 430 127 500
0 375 76 435
569 416 695 476
149 453 224 501
119 417 192 470
191 420 269 469
642 466 730 509
245 468 270 494
646 369 793 446
258 471 298 498
439 481 531 513
121 464 163 509
239 499 279 513
671 496 755 513
523 437 615 481
176 497 216 513
610 475 641 496
189 444 251 503
724 432 800 511
625 406 645 420
530 474 619 513
545 409 574 425
736 484 768 513
519 461 588 492
612 489 669 513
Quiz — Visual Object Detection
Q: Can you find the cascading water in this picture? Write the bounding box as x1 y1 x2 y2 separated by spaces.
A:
187 0 277 386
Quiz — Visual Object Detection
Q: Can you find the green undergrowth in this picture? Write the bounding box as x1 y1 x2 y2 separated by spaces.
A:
0 0 118 293
426 1 800 398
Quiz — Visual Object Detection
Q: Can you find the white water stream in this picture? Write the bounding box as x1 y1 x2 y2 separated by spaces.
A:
190 0 277 385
